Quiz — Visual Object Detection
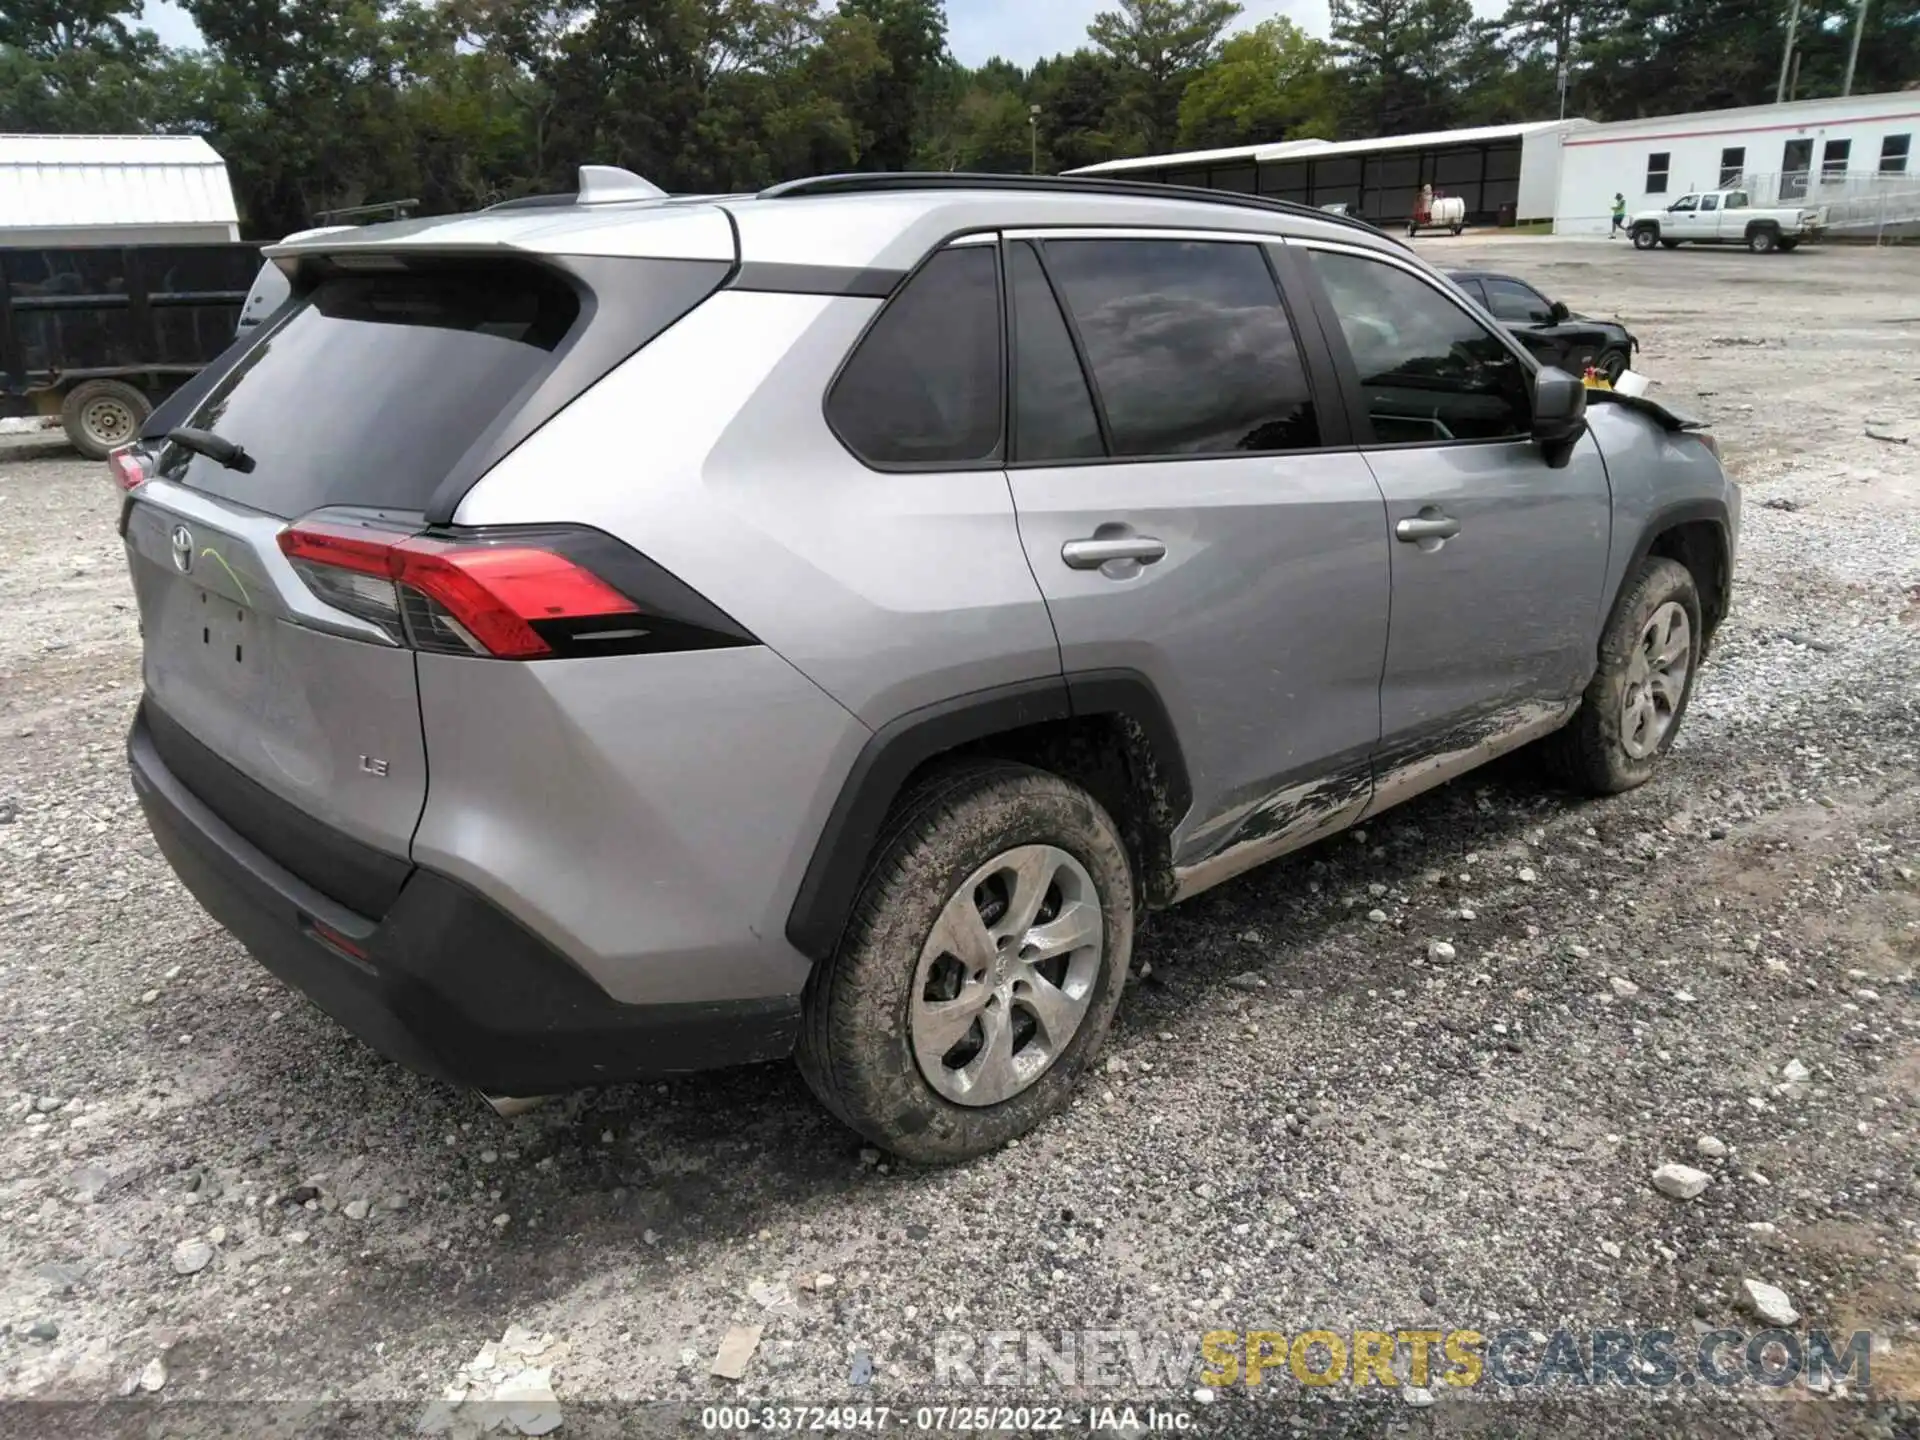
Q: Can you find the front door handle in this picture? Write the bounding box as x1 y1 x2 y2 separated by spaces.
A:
1062 536 1168 569
1395 514 1461 543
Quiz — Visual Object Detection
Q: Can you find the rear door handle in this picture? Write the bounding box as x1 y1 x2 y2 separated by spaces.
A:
1395 515 1461 543
1061 536 1168 569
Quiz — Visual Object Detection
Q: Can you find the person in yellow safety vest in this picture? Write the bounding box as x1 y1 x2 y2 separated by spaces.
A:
1610 193 1627 238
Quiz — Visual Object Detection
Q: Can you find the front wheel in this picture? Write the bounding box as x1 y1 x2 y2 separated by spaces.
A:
1748 227 1778 253
1632 227 1659 250
796 761 1135 1164
1542 556 1703 795
1597 348 1630 383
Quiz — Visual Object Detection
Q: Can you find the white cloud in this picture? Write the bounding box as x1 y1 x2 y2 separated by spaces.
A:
138 1 203 48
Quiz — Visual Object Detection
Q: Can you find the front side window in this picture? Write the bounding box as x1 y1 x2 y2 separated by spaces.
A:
1482 279 1553 325
1647 152 1671 194
828 246 1002 467
1306 249 1530 446
1671 195 1698 212
1040 238 1319 457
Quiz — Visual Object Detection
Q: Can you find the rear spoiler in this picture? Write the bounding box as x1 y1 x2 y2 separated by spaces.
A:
1588 389 1707 432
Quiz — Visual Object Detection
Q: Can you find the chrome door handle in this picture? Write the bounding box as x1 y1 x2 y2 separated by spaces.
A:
1395 515 1461 543
1061 536 1167 569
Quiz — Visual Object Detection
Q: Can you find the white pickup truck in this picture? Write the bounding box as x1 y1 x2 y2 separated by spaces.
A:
1629 188 1822 253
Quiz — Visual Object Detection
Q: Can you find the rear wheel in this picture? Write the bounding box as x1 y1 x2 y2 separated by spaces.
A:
1632 226 1659 250
1542 556 1702 795
796 761 1135 1164
1747 227 1778 254
61 379 150 460
1597 348 1630 383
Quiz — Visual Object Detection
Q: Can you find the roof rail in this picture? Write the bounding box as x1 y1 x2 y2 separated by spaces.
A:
756 171 1404 247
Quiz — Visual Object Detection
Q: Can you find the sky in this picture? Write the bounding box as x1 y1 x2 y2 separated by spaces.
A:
139 0 1511 64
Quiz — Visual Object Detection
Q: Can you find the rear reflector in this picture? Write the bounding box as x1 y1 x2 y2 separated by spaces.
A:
108 446 149 493
279 521 639 659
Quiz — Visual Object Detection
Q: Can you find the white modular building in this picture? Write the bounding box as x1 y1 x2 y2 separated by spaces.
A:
1068 120 1591 229
1552 91 1920 236
0 133 242 247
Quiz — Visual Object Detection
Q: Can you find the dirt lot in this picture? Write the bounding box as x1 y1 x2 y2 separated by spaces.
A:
1 238 1917 1435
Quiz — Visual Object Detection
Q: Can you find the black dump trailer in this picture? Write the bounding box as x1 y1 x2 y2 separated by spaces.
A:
0 243 261 458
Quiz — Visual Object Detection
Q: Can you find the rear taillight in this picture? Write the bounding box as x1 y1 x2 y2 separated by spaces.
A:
108 446 149 493
276 519 751 660
1690 431 1722 462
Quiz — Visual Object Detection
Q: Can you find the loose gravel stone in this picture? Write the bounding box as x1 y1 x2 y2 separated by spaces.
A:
1652 1164 1712 1200
1742 1279 1800 1326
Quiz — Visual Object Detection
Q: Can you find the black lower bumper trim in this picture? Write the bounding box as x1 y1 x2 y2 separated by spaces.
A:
128 704 799 1094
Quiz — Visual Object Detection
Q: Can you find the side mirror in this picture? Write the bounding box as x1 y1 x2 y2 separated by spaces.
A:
1549 300 1571 324
1532 366 1587 468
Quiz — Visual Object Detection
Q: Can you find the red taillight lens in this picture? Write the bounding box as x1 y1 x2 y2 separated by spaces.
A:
1692 431 1722 462
278 521 639 659
108 446 149 492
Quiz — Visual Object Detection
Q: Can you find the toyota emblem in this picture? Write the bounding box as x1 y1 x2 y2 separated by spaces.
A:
169 523 194 574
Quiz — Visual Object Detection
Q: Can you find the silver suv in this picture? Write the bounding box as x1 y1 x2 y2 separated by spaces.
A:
120 172 1739 1163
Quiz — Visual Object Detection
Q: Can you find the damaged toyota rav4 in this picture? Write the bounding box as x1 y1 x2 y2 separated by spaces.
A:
119 170 1739 1163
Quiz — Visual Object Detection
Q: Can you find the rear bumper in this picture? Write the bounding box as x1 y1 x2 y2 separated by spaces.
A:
128 704 799 1094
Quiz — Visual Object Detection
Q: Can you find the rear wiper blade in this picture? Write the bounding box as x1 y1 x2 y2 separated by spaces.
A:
167 426 256 474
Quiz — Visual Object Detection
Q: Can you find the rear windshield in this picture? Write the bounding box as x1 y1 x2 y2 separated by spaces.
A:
165 264 580 516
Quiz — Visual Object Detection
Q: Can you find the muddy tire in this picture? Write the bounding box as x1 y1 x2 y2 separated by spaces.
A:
795 761 1134 1164
1542 557 1703 796
61 379 151 461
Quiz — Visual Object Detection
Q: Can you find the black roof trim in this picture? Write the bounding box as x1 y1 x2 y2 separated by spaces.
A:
757 172 1406 250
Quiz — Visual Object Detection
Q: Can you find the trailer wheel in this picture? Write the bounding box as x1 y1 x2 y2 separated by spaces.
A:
1451 223 1464 235
61 380 151 461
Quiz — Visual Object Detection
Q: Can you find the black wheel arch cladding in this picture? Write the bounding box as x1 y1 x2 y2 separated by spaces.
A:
784 670 1192 963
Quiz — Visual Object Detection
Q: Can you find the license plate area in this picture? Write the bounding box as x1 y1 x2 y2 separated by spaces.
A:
193 586 256 670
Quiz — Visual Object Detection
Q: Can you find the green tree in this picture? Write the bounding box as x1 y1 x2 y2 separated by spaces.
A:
1176 18 1336 147
1330 0 1472 136
839 0 946 170
1087 0 1242 150
1030 48 1128 171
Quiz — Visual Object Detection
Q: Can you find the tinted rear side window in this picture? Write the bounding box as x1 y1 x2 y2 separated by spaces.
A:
1040 239 1320 457
167 264 580 516
828 246 1003 467
1008 241 1104 463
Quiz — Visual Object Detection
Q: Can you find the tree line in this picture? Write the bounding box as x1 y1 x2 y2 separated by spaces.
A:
3 0 1916 238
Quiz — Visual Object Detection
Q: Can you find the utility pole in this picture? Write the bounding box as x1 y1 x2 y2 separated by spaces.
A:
1843 0 1869 96
1029 105 1041 175
1776 0 1801 103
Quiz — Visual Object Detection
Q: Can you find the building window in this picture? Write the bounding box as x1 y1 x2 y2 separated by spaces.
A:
1822 138 1851 184
1646 152 1670 194
1883 134 1912 174
1718 146 1745 187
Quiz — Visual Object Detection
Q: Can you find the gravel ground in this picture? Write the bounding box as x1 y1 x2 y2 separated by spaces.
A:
2 238 1917 1435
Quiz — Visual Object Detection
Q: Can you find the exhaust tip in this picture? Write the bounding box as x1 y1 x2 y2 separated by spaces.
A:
478 1091 554 1119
